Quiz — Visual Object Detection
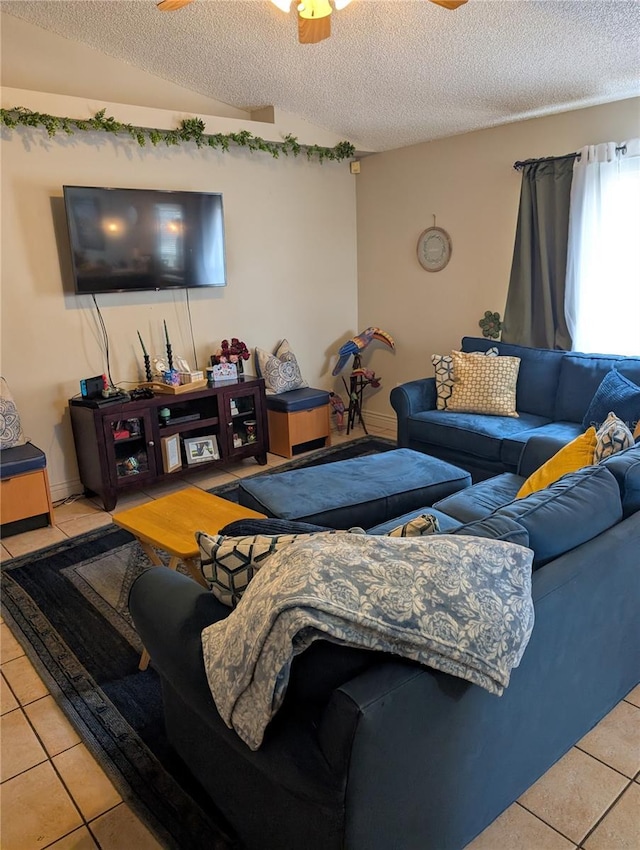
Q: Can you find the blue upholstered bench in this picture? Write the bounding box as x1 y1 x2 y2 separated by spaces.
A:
238 447 471 529
0 442 54 534
266 387 331 458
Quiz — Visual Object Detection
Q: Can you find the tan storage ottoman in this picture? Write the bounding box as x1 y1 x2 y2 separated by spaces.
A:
266 388 331 458
0 442 54 534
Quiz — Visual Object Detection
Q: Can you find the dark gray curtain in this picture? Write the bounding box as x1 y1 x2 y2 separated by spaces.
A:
502 157 574 350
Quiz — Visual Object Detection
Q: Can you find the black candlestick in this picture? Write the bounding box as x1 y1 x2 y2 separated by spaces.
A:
144 354 152 383
164 320 174 371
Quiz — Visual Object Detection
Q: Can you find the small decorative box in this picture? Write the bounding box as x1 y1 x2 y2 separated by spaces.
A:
178 371 205 385
212 362 238 381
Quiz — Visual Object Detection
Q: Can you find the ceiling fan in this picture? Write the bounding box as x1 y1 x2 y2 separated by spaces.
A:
156 0 468 44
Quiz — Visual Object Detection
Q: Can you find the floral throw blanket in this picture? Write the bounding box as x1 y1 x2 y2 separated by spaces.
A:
201 533 535 750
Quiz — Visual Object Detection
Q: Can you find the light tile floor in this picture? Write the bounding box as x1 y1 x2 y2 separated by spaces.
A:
1 426 638 849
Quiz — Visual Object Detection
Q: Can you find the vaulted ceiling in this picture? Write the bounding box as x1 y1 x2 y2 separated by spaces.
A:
3 0 639 151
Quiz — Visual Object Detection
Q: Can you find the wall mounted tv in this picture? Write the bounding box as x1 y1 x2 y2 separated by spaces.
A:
63 185 226 294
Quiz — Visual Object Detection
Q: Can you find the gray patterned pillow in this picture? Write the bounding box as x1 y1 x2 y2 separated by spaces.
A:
255 339 308 395
387 514 440 537
0 378 27 450
594 412 634 462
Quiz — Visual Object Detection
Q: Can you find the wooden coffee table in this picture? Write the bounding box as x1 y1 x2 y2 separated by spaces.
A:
113 487 265 670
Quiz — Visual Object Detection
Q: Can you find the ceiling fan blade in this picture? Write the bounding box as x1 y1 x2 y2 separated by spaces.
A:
298 13 332 43
157 0 194 11
429 0 468 9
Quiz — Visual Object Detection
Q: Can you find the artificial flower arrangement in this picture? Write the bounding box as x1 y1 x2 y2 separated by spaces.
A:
213 338 251 367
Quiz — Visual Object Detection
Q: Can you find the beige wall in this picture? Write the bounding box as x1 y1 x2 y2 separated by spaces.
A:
357 98 640 429
1 17 357 500
2 12 639 496
1 13 249 119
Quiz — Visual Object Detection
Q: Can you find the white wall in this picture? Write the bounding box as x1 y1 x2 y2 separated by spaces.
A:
356 98 640 429
1 18 358 500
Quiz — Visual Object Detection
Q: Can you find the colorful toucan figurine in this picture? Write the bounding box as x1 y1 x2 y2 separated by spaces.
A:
329 392 346 431
331 327 395 376
352 367 381 388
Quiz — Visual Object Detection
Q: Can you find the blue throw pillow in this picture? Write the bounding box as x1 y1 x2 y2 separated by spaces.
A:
582 368 640 432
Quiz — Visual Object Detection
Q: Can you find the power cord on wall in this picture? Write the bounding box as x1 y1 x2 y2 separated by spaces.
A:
184 287 199 370
92 294 118 390
91 289 199 387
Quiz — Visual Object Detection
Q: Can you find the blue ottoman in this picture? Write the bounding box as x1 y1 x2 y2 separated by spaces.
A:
238 448 471 529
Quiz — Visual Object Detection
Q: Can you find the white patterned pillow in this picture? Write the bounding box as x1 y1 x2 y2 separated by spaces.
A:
594 412 634 462
0 378 27 450
387 514 440 537
448 350 521 417
255 339 308 395
431 348 499 410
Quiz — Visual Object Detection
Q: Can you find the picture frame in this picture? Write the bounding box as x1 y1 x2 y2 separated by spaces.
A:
161 434 182 473
416 226 452 272
184 434 219 465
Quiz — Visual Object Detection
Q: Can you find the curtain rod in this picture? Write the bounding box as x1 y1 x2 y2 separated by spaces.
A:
513 145 627 171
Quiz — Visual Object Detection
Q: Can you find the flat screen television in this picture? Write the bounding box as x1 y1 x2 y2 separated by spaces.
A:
63 185 227 294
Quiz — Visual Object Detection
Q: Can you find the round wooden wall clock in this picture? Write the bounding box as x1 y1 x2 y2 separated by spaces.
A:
417 226 452 272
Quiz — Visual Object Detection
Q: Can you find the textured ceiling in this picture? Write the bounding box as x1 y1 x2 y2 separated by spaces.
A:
2 0 639 151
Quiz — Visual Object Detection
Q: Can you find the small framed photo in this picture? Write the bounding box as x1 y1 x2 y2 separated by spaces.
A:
161 434 182 473
184 435 219 465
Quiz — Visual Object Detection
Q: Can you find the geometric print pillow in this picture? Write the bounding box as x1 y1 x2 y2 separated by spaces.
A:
431 348 498 410
197 529 350 607
255 339 308 395
197 531 306 607
0 377 27 450
447 350 521 418
594 411 634 463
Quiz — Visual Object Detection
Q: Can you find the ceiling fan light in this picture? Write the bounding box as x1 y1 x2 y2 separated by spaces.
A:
298 13 331 42
298 0 332 20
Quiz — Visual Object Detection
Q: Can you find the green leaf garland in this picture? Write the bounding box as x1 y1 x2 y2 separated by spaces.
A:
0 106 355 163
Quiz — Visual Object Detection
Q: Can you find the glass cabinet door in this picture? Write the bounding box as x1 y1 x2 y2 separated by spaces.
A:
223 385 264 457
103 411 157 486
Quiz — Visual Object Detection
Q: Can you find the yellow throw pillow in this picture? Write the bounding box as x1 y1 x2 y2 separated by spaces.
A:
447 350 521 418
516 427 597 498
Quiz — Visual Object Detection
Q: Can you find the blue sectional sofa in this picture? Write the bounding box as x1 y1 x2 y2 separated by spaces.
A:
390 336 640 481
129 441 640 850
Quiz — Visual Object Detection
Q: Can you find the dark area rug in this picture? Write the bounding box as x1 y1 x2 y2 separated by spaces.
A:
1 435 395 850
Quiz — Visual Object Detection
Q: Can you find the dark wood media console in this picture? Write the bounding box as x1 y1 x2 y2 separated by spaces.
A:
69 376 268 511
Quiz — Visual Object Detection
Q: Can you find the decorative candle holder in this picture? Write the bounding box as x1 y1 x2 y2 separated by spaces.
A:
164 321 174 371
143 354 153 383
